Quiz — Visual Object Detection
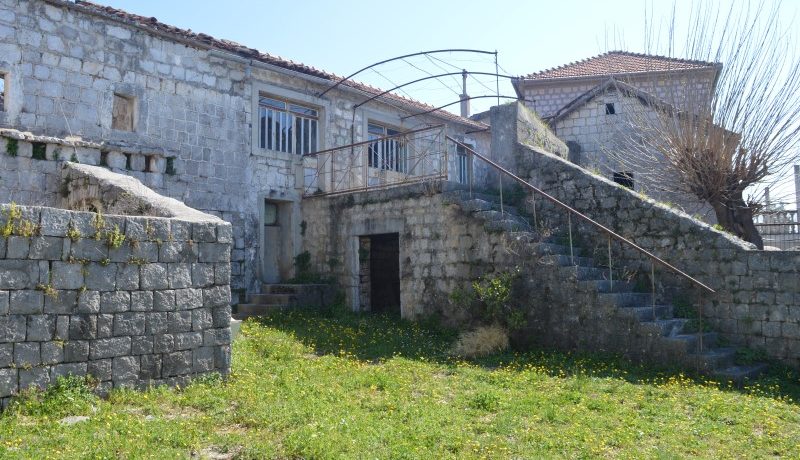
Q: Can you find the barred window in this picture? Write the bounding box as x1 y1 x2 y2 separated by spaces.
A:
259 95 318 155
456 143 472 184
368 123 407 173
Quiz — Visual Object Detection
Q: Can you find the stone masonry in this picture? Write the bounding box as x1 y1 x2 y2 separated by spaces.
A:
0 163 232 407
0 0 489 300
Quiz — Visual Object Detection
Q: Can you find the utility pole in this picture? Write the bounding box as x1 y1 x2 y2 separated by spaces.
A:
795 165 799 211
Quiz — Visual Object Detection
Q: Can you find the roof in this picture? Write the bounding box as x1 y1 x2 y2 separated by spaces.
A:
522 51 719 81
49 0 486 130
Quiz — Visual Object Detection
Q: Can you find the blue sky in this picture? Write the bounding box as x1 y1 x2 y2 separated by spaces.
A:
103 0 797 115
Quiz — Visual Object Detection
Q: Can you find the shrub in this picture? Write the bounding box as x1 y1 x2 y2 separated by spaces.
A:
451 324 509 359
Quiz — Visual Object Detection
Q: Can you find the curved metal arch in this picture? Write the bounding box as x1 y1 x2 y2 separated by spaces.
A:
399 95 529 121
317 49 496 98
353 71 519 110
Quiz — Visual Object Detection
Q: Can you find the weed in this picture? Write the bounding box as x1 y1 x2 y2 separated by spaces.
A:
66 224 81 241
91 212 106 240
5 138 18 156
127 256 148 265
31 142 47 160
70 152 78 163
35 283 59 300
736 347 769 365
99 258 111 266
104 225 126 249
451 324 509 358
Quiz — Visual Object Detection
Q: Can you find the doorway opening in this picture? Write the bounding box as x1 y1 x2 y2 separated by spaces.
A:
358 233 400 316
261 199 293 283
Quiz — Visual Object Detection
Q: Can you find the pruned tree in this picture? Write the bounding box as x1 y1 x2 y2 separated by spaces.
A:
603 1 800 249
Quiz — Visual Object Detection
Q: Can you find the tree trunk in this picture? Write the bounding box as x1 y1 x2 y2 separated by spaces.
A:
711 193 764 249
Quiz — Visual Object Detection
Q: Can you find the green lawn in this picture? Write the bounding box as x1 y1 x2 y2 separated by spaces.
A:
1 310 800 459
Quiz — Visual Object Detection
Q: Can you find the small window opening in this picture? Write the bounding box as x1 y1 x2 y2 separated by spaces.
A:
100 151 109 167
0 73 6 112
124 153 132 170
605 103 616 115
145 155 156 173
613 171 634 189
112 93 135 131
31 142 47 161
165 157 175 175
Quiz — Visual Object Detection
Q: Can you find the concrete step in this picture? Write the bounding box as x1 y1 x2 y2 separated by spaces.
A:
665 332 718 354
543 254 595 267
247 293 294 305
458 198 521 216
712 363 769 384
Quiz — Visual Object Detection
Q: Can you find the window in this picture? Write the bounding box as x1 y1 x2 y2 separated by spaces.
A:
368 123 407 173
0 73 5 112
258 95 318 155
605 103 616 115
613 171 634 189
456 143 472 184
112 94 135 131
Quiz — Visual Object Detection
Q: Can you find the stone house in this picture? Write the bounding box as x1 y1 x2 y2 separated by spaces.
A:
0 0 492 303
510 51 722 218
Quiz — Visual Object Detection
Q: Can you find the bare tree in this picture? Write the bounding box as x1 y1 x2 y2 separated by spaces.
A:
604 1 800 249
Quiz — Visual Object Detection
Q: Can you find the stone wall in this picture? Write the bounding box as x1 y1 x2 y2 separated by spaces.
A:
0 0 489 297
518 142 800 367
301 183 519 319
0 166 232 406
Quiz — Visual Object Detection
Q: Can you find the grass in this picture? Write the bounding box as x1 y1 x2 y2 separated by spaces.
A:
1 310 800 458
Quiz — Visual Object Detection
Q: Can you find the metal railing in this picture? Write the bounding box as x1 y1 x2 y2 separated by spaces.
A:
301 125 447 197
446 136 716 350
755 210 800 250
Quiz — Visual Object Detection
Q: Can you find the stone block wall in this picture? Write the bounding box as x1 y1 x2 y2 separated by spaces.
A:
301 183 519 319
0 189 231 406
519 142 800 367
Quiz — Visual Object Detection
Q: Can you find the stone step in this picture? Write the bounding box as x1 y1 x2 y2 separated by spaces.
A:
665 332 718 354
262 284 303 294
485 219 531 233
442 189 508 207
712 363 769 384
477 210 529 226
559 265 610 281
535 242 583 257
583 279 635 293
458 198 521 216
235 303 289 316
640 318 689 337
544 254 595 267
247 293 294 305
597 292 654 308
689 347 737 371
620 304 673 321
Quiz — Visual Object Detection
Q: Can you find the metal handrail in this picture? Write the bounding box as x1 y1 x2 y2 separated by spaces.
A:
446 136 716 294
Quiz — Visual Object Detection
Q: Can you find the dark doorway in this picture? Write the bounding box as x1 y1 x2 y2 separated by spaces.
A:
368 233 400 315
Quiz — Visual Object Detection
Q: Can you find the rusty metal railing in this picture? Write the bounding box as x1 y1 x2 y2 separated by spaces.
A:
302 125 447 197
446 136 716 294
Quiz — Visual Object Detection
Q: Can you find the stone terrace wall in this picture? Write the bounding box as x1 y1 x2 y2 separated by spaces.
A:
518 142 800 367
0 192 232 406
301 183 520 320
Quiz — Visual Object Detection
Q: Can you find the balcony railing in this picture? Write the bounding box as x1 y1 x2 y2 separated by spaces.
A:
301 125 447 197
755 210 800 250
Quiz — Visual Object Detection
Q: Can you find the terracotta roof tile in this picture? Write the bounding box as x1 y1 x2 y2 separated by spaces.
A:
61 1 485 129
524 51 718 80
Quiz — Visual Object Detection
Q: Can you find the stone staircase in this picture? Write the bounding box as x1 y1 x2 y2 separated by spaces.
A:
445 188 768 383
233 283 335 320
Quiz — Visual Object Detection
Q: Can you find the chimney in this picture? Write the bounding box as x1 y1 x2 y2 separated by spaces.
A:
460 69 470 118
765 186 771 209
795 165 800 211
